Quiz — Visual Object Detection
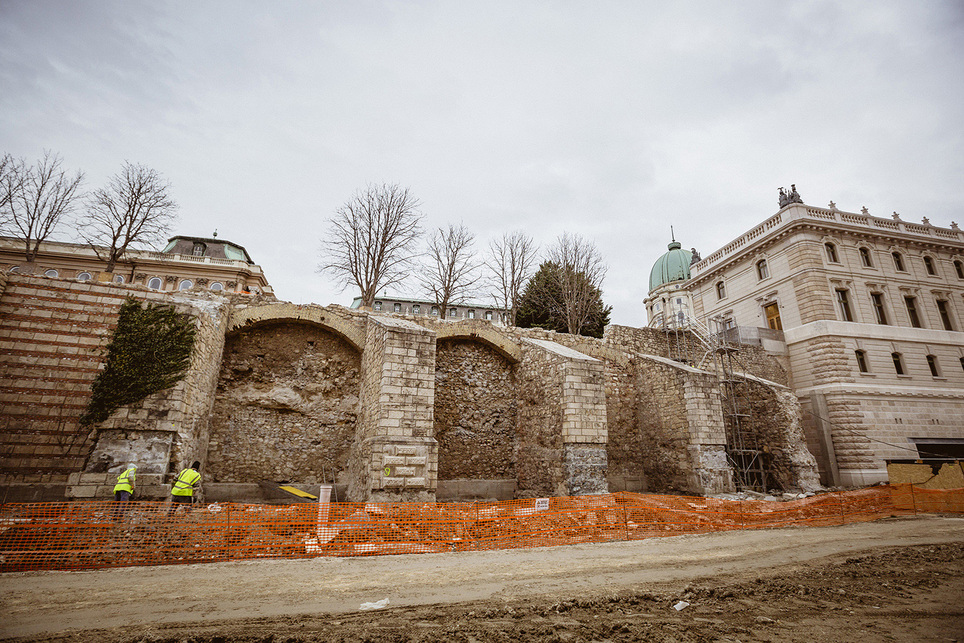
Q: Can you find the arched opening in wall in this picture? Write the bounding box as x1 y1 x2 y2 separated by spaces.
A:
208 320 361 492
434 338 518 499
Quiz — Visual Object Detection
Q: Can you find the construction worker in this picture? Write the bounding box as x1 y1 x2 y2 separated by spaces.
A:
112 464 136 520
169 461 201 514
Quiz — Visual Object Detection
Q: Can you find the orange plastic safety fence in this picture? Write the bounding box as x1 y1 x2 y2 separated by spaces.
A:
0 484 960 573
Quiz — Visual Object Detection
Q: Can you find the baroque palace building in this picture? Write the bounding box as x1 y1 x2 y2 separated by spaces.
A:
0 234 273 295
674 198 964 487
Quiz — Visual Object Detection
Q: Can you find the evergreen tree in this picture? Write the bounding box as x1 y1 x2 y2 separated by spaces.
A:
516 261 612 338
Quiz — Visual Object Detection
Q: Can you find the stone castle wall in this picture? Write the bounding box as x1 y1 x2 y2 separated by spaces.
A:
1 274 819 501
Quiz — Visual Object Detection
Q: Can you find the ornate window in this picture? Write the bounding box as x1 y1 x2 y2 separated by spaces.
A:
756 259 769 280
148 277 162 290
113 275 125 283
192 243 205 257
859 247 873 268
77 272 92 281
835 289 854 322
904 296 922 328
923 255 937 276
892 252 906 272
715 280 726 299
870 293 888 325
210 282 224 291
178 279 193 291
824 242 839 263
44 269 59 277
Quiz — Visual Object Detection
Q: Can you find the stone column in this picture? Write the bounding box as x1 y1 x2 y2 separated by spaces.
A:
347 316 438 501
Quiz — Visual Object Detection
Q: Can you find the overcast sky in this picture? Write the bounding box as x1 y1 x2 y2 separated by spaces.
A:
2 1 962 326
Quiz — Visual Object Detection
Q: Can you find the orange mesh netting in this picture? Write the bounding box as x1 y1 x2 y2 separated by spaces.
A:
0 484 960 572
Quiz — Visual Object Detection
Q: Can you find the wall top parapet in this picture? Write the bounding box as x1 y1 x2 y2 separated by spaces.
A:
690 203 964 281
522 338 600 362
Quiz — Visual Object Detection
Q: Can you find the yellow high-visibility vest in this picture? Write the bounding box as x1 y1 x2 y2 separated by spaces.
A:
171 468 201 497
113 467 136 494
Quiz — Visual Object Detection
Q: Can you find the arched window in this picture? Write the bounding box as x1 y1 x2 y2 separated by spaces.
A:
468 309 476 319
76 272 92 281
858 247 873 268
484 311 493 320
892 252 906 272
113 275 125 283
412 304 420 314
448 308 457 318
192 242 206 257
148 277 162 290
431 306 439 316
7 266 20 273
210 282 223 291
44 269 59 278
178 279 193 291
824 242 839 263
756 259 769 280
715 280 726 299
393 303 401 313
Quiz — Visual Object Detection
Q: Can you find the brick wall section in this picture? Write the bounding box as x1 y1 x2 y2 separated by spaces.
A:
347 315 437 501
206 321 361 484
0 274 126 482
434 339 516 480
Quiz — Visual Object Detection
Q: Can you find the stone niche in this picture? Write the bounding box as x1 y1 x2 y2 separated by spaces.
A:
434 338 518 481
206 321 361 485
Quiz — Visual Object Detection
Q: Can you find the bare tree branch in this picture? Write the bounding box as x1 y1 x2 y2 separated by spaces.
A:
539 233 609 336
80 162 179 273
319 183 423 307
486 230 538 326
0 151 84 263
420 224 480 319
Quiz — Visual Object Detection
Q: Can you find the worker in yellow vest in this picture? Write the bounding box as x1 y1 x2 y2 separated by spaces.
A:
169 461 201 514
112 464 136 519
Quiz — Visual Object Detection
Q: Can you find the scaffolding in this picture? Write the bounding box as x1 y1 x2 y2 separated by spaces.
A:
653 312 775 492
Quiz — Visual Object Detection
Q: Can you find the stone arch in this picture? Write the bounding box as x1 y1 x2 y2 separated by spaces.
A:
207 317 362 485
228 303 365 352
433 336 519 491
434 321 521 363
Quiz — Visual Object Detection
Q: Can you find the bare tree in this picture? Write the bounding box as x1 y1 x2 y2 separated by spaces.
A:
0 153 15 216
539 233 609 336
486 230 538 326
80 162 179 273
0 151 84 263
421 224 480 319
320 183 423 307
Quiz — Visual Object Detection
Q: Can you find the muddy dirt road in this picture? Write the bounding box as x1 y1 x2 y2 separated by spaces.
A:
2 515 963 642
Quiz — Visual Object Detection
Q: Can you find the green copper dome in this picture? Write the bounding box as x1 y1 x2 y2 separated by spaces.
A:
648 240 693 292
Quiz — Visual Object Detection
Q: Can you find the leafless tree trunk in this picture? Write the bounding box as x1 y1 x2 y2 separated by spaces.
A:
0 153 16 217
80 162 179 273
541 233 608 336
486 230 538 326
420 224 480 319
320 183 423 307
0 151 84 263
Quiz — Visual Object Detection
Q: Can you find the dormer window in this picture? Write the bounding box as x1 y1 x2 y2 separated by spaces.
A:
192 243 206 257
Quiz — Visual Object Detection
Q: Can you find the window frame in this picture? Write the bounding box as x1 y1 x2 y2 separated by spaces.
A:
76 271 92 281
756 259 769 280
926 354 941 377
904 296 923 328
44 269 59 278
870 292 888 325
835 288 854 322
178 279 193 291
892 352 905 375
148 277 162 290
855 349 869 373
955 260 964 280
824 242 839 263
936 299 954 331
858 247 874 268
892 252 906 272
923 255 937 276
715 280 726 300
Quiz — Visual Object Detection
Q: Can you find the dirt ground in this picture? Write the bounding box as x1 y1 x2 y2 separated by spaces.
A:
1 515 962 643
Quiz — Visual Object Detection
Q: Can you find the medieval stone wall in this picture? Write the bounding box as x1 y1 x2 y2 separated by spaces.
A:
206 321 361 484
433 338 517 480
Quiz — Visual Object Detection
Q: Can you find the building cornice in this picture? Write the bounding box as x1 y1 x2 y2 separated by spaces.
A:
688 204 964 286
783 319 964 346
794 381 964 400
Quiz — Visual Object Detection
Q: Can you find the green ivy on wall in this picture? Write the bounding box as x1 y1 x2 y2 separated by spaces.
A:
81 297 197 426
